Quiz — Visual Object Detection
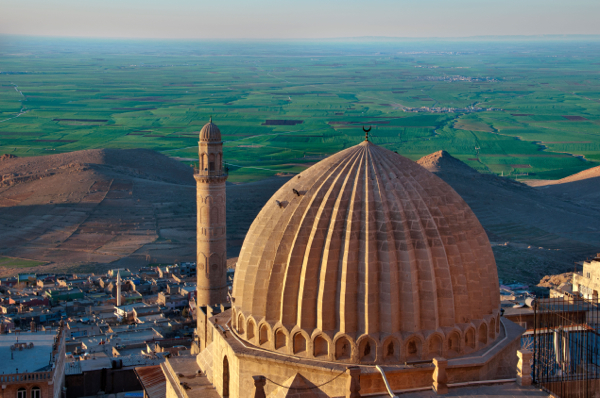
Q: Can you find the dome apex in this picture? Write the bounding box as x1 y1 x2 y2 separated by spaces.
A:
199 117 221 142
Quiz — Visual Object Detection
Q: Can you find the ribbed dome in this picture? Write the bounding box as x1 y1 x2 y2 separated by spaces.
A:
232 141 500 363
199 118 221 142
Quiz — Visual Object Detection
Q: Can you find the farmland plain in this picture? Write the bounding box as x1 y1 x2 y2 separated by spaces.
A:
1 37 600 183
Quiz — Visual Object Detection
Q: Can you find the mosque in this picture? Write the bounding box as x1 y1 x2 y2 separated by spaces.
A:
160 119 530 397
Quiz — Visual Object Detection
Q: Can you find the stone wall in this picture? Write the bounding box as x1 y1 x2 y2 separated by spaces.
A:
2 383 53 398
196 311 524 398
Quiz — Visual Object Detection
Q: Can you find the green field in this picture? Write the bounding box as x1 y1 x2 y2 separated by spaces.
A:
0 256 45 268
1 37 600 182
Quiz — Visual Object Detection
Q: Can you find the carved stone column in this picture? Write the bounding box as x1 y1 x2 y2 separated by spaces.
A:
517 349 533 386
432 357 448 395
252 375 266 398
346 366 361 398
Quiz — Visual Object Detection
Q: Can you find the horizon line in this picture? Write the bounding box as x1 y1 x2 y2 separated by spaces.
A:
3 33 600 42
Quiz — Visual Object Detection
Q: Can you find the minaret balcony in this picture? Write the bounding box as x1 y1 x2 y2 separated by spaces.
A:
194 168 229 182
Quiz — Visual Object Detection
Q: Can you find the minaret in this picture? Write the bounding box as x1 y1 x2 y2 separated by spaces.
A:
195 118 228 311
116 271 122 307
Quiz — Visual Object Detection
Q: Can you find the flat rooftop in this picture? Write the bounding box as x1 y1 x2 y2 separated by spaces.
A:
112 329 162 344
0 330 58 374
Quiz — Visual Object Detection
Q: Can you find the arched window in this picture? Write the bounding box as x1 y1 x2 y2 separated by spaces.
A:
447 332 460 356
222 356 229 398
359 338 376 362
17 389 26 398
383 339 398 362
313 335 328 357
247 319 255 342
293 333 306 354
478 324 488 345
428 335 443 358
335 337 351 360
209 154 215 171
31 388 41 398
406 339 421 361
465 329 476 350
259 324 269 345
237 314 244 334
489 318 496 340
275 329 286 350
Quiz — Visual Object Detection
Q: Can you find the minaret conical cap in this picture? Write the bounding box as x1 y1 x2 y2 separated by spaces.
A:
200 117 221 142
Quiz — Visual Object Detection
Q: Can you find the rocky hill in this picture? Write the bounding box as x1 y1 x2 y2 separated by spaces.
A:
1 147 597 285
525 164 600 210
418 150 600 284
0 149 288 276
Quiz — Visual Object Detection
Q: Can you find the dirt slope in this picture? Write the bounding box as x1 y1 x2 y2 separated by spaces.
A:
0 149 288 276
524 164 600 209
418 150 600 284
1 147 597 285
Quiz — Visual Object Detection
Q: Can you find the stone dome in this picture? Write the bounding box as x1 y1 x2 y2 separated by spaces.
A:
231 141 500 363
199 118 221 142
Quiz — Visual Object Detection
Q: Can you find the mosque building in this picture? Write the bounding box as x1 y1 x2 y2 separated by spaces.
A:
160 119 531 397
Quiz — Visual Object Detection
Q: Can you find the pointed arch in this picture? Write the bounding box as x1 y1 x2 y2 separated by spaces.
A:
489 318 496 341
335 336 352 360
426 334 443 359
237 314 245 334
222 356 230 397
465 327 476 351
313 335 329 358
382 337 400 363
275 328 287 351
496 314 501 334
259 323 269 346
446 330 461 357
358 336 376 362
293 332 307 355
478 323 488 345
405 337 422 361
247 319 256 342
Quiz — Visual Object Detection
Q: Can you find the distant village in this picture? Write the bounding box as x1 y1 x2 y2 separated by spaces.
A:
402 104 503 113
0 262 234 398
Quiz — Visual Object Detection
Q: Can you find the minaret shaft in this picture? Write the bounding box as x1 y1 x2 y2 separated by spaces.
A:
116 271 122 307
195 124 228 310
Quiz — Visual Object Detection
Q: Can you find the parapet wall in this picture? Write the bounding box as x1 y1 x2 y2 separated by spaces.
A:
197 310 524 398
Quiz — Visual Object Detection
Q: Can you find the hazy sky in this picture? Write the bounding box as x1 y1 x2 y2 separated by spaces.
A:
1 0 599 39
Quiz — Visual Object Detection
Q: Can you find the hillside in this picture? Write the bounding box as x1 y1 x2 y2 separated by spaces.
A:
1 147 597 285
524 164 600 209
418 150 600 284
0 149 289 276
